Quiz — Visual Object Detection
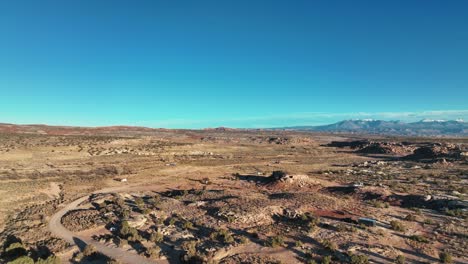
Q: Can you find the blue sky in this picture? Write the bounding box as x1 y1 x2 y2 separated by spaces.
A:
1 1 467 128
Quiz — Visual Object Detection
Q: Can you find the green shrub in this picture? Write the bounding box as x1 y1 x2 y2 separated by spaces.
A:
321 255 332 264
210 229 235 244
350 254 369 264
405 214 416 221
181 240 198 257
445 209 464 218
146 246 161 258
439 251 452 263
424 218 434 225
321 239 337 251
370 200 389 208
390 221 405 232
7 256 34 264
409 235 429 243
265 235 285 248
36 256 61 264
182 220 194 230
4 242 27 258
168 217 176 226
395 255 405 264
295 240 303 248
150 232 164 243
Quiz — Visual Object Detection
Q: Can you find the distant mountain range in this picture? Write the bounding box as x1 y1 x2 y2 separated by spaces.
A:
1 119 467 137
274 119 468 136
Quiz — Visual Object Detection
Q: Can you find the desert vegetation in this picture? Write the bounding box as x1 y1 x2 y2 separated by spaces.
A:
0 128 466 263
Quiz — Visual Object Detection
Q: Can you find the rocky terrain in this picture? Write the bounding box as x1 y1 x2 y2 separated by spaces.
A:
0 125 466 264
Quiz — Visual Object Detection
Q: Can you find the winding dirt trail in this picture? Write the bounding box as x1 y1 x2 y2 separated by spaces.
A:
48 186 165 264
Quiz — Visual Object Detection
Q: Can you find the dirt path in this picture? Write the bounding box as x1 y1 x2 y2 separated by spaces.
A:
48 186 166 264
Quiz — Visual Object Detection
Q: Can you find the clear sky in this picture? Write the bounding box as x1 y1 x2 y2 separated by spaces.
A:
1 1 467 128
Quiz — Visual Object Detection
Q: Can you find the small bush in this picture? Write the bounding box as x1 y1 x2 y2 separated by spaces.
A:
424 218 434 225
146 246 161 258
182 221 194 230
7 256 34 264
409 235 429 243
181 240 198 257
210 229 235 244
395 255 405 264
439 251 452 263
149 232 164 243
350 254 369 264
445 209 464 218
321 239 337 252
370 200 389 208
265 235 285 248
168 217 176 226
405 214 417 221
36 256 61 264
390 221 405 232
4 242 27 259
321 255 332 264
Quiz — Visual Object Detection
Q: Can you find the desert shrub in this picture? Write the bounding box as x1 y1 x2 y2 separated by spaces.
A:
439 251 452 263
149 232 164 243
395 255 405 264
301 212 319 232
445 209 464 218
350 254 369 264
336 224 346 232
239 236 249 244
121 209 130 219
36 256 61 264
424 218 434 225
182 220 194 230
168 217 176 226
210 229 234 244
142 209 151 215
295 240 303 247
405 214 417 221
409 235 429 243
146 246 161 258
154 217 164 225
119 221 131 237
225 215 235 223
4 242 27 259
321 255 332 264
270 170 287 180
370 200 389 208
265 235 285 248
390 221 405 232
114 197 125 207
82 244 96 257
181 240 198 257
148 197 160 207
7 256 34 264
134 197 144 206
321 239 337 252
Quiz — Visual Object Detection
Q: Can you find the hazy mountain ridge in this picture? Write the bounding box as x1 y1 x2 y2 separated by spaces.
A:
276 119 468 136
